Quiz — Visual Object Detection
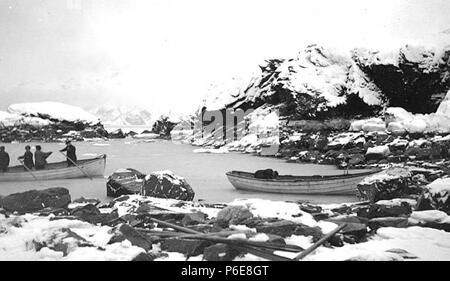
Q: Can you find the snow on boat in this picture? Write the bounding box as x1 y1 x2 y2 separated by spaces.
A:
0 154 106 182
226 169 381 195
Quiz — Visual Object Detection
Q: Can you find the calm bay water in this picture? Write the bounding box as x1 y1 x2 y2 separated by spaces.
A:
0 139 363 204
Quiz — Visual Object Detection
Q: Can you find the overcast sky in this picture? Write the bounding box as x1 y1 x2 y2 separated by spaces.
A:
0 0 449 115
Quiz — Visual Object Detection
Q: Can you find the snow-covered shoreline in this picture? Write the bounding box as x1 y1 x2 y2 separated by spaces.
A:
1 175 450 261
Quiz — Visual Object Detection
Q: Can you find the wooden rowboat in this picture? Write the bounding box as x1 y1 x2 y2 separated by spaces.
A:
0 154 106 182
226 169 381 195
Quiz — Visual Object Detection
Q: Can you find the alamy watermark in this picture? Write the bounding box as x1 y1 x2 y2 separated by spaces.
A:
171 107 280 153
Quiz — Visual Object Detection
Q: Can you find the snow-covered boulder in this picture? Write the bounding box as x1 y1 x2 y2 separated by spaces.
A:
141 170 195 201
386 122 406 136
106 169 146 198
357 167 413 203
416 178 450 214
350 118 385 132
365 145 391 160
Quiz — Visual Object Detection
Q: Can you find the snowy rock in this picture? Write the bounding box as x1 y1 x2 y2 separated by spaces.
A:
108 223 152 251
0 188 71 213
350 118 386 132
141 170 195 201
365 145 391 160
416 178 450 214
216 206 254 228
70 204 118 225
106 169 146 198
357 202 412 219
386 122 406 136
357 167 413 202
408 210 450 232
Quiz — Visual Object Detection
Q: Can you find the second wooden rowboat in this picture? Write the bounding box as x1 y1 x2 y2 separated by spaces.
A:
226 169 381 195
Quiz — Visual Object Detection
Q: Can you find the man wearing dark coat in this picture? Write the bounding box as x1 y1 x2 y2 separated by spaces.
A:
18 145 34 170
0 146 10 172
60 140 77 167
34 145 52 170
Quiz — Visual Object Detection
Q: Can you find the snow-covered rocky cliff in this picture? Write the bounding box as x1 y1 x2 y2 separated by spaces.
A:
0 102 107 142
200 44 450 119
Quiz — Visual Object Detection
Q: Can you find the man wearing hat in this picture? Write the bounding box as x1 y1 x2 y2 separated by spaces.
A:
60 140 77 167
0 146 10 172
18 145 34 170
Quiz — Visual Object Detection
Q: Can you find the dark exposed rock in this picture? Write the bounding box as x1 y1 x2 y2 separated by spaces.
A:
293 224 323 242
326 215 369 226
106 168 146 197
254 220 323 241
216 206 254 228
331 205 352 215
181 212 207 226
356 202 412 219
0 187 71 213
368 217 409 230
298 204 322 214
108 129 126 139
108 223 152 251
328 234 344 247
202 243 242 261
70 204 118 225
339 223 367 238
131 252 157 261
140 171 195 201
255 220 298 237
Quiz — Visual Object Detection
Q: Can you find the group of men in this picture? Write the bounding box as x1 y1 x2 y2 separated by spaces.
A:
0 140 77 172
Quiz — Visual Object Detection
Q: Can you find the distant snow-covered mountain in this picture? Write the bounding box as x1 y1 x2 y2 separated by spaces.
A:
90 105 154 126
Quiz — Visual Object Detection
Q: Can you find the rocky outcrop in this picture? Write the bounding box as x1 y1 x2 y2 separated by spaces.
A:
0 187 71 213
352 45 450 114
141 171 195 201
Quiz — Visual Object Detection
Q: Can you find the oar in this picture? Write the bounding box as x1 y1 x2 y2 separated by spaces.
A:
293 223 347 260
59 151 93 180
19 159 44 186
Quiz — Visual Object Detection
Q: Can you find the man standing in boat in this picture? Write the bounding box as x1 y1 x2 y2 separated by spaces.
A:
60 140 77 167
0 146 10 172
18 145 34 170
34 145 52 170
